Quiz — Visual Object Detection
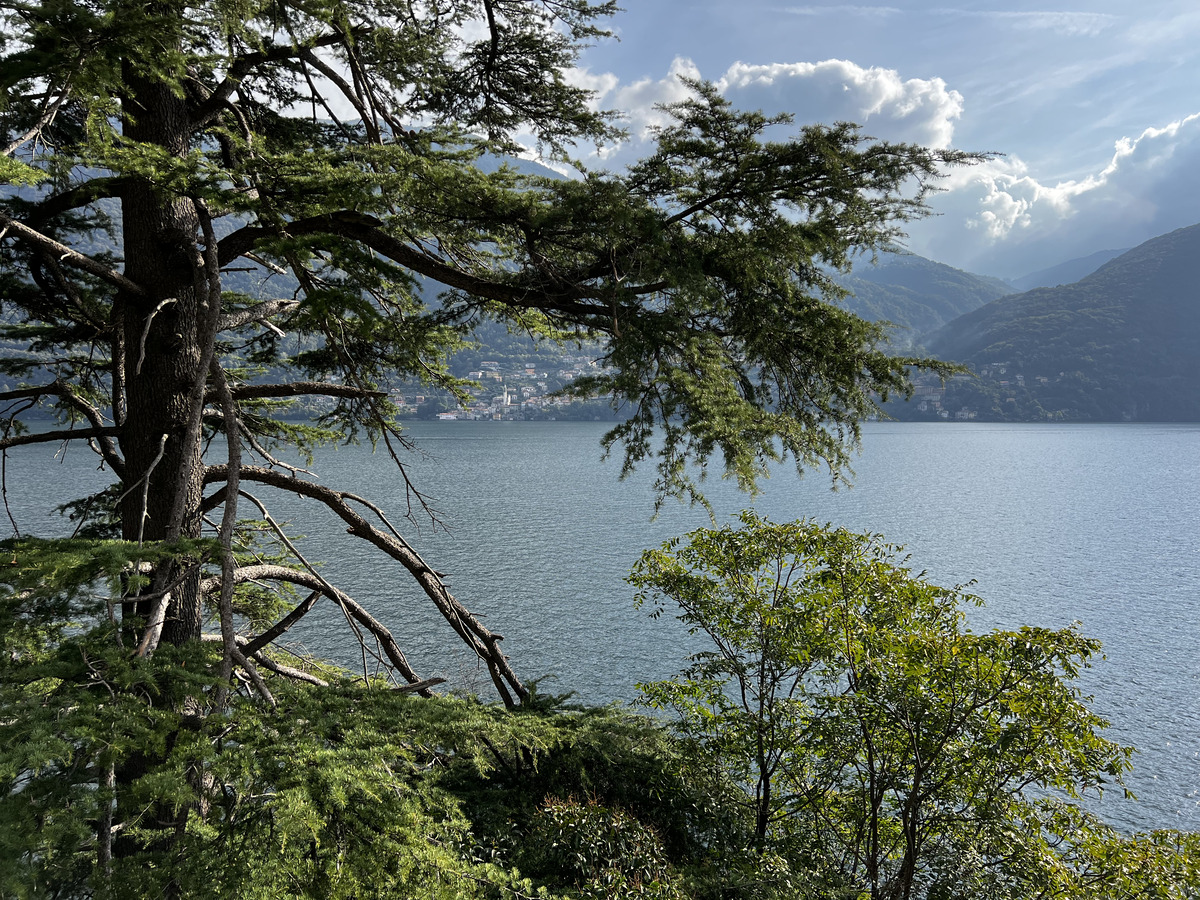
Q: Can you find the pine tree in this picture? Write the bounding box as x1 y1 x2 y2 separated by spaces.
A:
0 0 969 696
0 2 979 888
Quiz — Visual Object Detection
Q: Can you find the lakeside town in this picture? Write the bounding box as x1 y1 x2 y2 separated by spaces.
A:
395 355 1083 424
393 354 623 420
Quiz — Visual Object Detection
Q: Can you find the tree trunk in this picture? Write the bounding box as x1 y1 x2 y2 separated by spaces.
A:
118 42 207 647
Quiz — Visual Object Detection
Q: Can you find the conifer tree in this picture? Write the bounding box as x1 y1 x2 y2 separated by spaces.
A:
0 4 969 705
0 1 1004 891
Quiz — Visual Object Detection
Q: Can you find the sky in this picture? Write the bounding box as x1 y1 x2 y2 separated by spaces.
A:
563 1 1200 279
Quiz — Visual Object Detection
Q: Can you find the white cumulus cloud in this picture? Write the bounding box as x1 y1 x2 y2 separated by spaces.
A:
569 52 1200 279
584 56 964 153
908 111 1200 274
605 57 703 139
717 60 964 147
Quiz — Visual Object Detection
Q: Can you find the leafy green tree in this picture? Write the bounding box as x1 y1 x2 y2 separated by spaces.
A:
0 0 979 889
631 512 1199 900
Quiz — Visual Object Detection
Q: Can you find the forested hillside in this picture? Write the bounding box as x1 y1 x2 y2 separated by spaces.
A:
916 223 1200 421
834 251 1013 346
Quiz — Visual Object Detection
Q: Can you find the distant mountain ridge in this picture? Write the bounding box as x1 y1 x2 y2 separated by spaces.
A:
1010 248 1128 291
834 253 1013 346
918 223 1200 421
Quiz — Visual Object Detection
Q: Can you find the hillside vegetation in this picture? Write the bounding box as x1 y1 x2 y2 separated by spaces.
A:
834 252 1013 346
913 224 1200 421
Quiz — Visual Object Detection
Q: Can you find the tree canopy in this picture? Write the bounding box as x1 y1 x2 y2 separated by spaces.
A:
631 513 1200 900
0 0 976 694
0 2 1005 891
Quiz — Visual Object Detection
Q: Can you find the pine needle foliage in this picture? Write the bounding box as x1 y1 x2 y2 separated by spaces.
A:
0 1 996 893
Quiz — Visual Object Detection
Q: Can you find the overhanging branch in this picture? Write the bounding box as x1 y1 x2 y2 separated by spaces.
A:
202 464 524 706
0 424 120 451
228 382 387 402
215 212 613 323
0 214 147 297
0 380 126 476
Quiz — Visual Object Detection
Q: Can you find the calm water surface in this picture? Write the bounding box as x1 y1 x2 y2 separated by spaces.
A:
6 422 1198 833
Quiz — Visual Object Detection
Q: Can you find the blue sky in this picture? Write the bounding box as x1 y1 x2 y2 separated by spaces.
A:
564 1 1200 279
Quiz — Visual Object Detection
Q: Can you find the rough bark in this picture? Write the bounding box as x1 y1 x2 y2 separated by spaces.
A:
117 44 207 646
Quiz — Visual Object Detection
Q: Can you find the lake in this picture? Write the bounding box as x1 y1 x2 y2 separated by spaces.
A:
6 421 1198 834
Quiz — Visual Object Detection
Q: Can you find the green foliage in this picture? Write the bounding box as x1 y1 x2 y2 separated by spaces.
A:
631 512 1199 900
0 1 1034 895
523 797 682 899
0 563 718 899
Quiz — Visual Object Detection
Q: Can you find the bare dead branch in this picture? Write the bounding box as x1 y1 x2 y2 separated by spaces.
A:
2 447 18 537
210 360 242 706
243 252 287 275
216 298 298 333
203 464 526 704
240 425 315 477
198 562 429 692
132 433 169 545
0 424 121 451
0 380 124 475
248 651 327 687
135 590 171 657
228 381 387 402
202 633 329 688
135 298 177 376
4 78 72 158
230 644 276 705
231 488 382 684
241 589 321 656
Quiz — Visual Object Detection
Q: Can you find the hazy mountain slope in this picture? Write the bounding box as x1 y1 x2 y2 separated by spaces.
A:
1011 247 1128 291
924 223 1200 420
835 253 1014 346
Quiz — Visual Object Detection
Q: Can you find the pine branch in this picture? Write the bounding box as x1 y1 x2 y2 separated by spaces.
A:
216 212 613 322
227 381 387 402
25 177 129 226
189 30 359 129
0 214 146 297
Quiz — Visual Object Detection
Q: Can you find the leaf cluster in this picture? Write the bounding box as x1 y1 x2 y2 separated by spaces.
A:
630 512 1196 899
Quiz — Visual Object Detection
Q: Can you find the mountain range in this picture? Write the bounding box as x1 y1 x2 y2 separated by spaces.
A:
907 223 1200 422
1008 248 1128 292
833 253 1012 347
